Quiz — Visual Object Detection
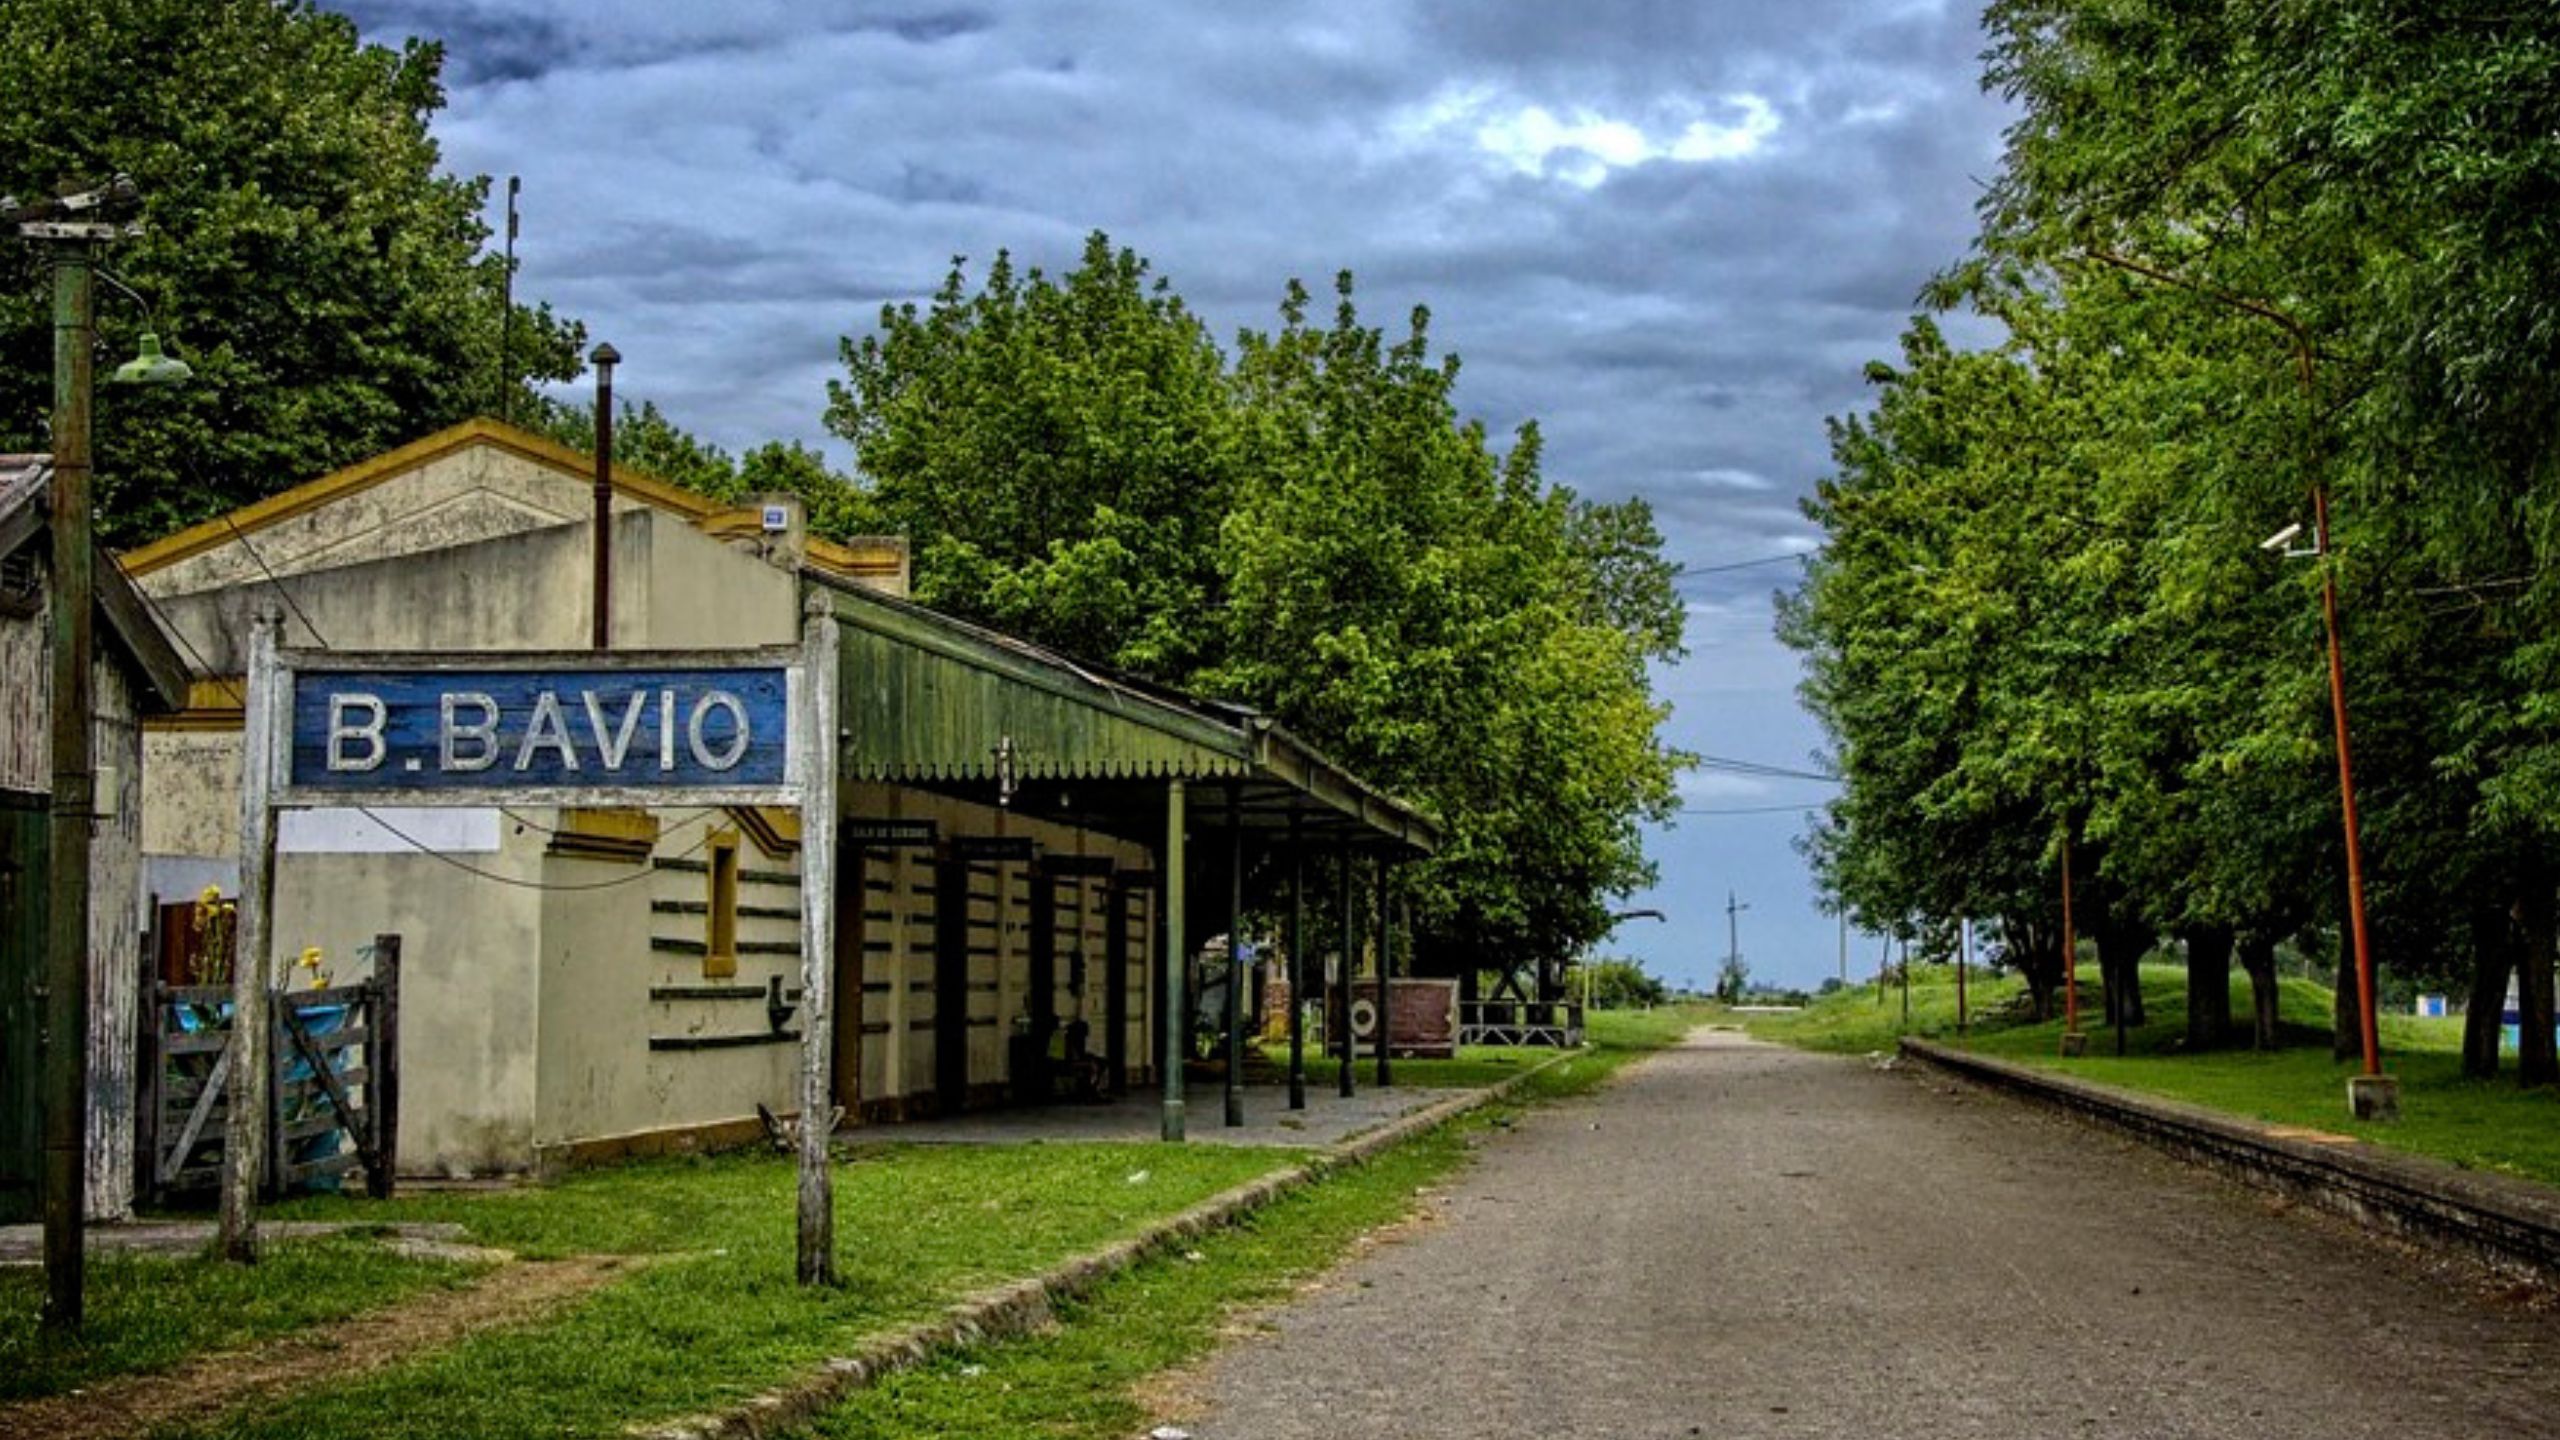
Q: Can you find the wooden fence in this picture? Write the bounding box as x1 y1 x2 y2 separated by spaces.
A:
134 933 401 1207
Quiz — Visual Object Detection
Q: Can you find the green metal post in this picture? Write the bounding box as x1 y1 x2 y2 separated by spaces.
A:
41 244 95 1332
1223 785 1244 1128
1336 848 1354 1099
1374 858 1392 1088
1161 780 1186 1141
1286 817 1305 1111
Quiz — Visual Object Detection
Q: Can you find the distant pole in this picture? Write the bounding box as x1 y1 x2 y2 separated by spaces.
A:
589 342 618 651
497 175 519 422
1838 913 1847 987
1899 934 1910 1030
1724 890 1748 995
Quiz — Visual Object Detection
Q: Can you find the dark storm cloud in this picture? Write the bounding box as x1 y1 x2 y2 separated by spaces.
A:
325 0 2011 988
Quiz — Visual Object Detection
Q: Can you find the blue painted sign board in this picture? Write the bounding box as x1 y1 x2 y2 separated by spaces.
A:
287 666 790 791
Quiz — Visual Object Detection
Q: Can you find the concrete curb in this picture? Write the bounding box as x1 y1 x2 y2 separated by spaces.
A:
1900 1037 2560 1285
636 1055 1572 1440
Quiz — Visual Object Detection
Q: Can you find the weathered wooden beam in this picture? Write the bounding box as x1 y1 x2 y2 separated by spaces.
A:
221 607 282 1263
1161 779 1186 1142
796 592 839 1286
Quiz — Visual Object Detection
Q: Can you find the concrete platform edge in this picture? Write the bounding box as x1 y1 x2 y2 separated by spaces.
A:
635 1053 1574 1440
1900 1037 2560 1286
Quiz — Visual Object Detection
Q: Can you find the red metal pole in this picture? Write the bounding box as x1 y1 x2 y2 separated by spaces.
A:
2315 483 2382 1076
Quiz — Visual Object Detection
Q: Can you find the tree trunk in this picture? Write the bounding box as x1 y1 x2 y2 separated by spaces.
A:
2181 923 2234 1051
2237 933 2281 1050
2516 880 2557 1088
2332 929 2359 1063
2003 914 2059 1022
2095 924 2148 1030
2462 908 2513 1081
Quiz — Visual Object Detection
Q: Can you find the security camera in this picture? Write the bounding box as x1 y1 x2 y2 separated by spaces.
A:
2259 522 2304 552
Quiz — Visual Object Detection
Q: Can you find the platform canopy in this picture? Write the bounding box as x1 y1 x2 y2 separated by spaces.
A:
815 576 1438 856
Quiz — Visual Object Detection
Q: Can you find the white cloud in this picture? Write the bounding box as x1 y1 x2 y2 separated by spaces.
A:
1398 87 1781 189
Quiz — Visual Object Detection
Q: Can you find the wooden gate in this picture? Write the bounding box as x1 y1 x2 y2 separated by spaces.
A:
135 934 401 1206
0 791 43 1223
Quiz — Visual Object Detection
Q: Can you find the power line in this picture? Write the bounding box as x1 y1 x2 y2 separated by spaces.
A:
1678 802 1828 816
1686 551 1814 576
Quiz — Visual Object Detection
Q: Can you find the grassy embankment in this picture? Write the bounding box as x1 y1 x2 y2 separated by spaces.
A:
3 1004 1706 1437
1745 966 2560 1186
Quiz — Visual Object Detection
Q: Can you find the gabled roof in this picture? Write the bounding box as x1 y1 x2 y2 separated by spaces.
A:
0 457 193 714
117 417 908 590
813 574 1441 854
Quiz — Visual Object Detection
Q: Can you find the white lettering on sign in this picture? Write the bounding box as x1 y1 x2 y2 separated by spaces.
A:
690 691 751 770
585 690 647 770
442 692 500 771
327 694 387 771
515 691 581 772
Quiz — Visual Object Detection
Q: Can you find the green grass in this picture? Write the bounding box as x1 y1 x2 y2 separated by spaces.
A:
1745 965 2560 1188
0 1236 488 1403
798 1004 1699 1438
158 1145 1285 1440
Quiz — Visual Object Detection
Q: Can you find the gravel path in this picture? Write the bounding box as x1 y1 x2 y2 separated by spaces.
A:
1177 1028 2560 1439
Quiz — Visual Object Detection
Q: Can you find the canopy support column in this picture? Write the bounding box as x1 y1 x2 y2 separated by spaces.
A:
1336 847 1356 1099
1161 780 1187 1141
1223 784 1245 1128
1373 856 1392 1088
1286 816 1306 1111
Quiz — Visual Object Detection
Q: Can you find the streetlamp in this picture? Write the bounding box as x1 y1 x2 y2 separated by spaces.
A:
1587 908 1664 1021
2086 248 2393 1120
7 174 193 1331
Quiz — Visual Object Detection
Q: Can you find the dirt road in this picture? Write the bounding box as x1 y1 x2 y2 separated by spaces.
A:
1177 1029 2560 1438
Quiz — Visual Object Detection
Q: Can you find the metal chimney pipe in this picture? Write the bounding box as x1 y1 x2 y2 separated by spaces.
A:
590 342 618 650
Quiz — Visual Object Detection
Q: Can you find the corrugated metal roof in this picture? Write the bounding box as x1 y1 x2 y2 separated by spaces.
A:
812 574 1440 854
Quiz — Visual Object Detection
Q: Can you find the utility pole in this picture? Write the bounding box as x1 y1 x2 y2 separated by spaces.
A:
9 175 145 1332
497 175 519 423
1724 890 1748 1000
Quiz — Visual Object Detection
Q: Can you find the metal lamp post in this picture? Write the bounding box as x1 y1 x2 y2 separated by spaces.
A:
7 174 190 1331
2085 248 2393 1119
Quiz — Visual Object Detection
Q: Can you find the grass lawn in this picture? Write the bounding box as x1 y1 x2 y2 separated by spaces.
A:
1745 964 2560 1188
11 1005 1710 1437
0 1236 488 1403
152 1143 1286 1439
801 1002 1705 1438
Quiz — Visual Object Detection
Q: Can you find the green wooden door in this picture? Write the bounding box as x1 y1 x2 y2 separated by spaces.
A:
0 791 44 1223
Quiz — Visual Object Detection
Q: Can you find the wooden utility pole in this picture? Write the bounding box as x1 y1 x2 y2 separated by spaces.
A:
794 592 839 1285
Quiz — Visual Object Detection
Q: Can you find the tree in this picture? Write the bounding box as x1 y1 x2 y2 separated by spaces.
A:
827 240 1688 973
0 0 584 546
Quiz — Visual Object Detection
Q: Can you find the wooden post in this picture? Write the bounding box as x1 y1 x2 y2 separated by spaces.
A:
1161 780 1186 1141
221 608 282 1263
796 592 839 1286
368 934 400 1200
40 240 97 1330
1374 858 1392 1088
1336 848 1355 1099
134 940 160 1212
1286 817 1305 1111
1223 784 1244 1128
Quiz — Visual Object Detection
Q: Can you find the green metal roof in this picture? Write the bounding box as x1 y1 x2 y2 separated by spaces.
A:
814 578 1438 854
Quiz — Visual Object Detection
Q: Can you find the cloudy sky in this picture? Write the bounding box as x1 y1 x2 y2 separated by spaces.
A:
340 0 2015 993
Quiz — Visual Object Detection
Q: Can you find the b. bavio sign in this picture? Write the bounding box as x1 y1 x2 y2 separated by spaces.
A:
284 664 792 794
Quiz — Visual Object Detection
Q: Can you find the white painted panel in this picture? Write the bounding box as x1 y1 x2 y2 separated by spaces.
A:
279 806 502 854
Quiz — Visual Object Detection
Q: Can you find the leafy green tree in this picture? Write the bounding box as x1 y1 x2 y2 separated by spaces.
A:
827 240 1687 975
0 0 583 545
827 235 1234 675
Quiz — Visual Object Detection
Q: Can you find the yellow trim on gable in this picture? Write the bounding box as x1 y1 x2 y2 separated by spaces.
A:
117 416 902 588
